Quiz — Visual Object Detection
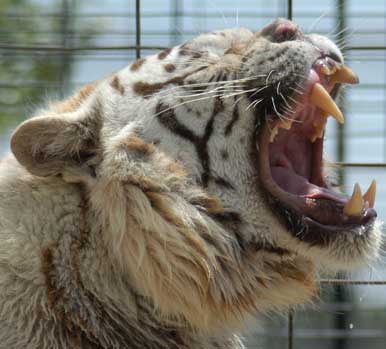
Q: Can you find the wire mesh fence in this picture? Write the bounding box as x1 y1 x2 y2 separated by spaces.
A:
1 1 386 348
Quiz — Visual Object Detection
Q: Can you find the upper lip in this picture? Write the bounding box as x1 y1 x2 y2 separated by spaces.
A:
256 56 377 229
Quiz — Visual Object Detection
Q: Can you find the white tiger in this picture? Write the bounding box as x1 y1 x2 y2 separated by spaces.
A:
0 18 382 348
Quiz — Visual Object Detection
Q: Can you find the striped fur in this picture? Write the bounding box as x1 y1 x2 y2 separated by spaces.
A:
0 20 381 348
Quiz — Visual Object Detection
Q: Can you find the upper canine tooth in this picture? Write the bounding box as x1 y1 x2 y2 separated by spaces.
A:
343 183 364 216
330 65 359 85
363 179 376 208
310 83 344 124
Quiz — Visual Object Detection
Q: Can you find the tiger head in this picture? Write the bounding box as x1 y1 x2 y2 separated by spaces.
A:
9 19 382 322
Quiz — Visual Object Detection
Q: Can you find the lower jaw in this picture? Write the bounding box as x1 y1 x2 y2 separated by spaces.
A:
257 122 377 246
265 194 376 247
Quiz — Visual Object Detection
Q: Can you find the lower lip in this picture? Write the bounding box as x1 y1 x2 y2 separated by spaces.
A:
302 189 346 204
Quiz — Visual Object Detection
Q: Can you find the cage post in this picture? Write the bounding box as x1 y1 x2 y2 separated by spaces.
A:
60 0 74 96
384 11 386 161
288 310 294 349
286 1 294 347
334 1 348 349
336 1 346 180
287 0 292 20
135 0 141 59
171 0 183 46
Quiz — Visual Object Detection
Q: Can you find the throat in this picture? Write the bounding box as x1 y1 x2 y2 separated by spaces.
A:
269 125 324 196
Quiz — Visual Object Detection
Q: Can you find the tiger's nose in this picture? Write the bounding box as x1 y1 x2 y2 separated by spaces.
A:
273 20 299 42
259 18 301 42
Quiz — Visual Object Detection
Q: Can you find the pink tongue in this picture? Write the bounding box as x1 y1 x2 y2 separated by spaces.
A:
271 166 346 203
271 166 312 196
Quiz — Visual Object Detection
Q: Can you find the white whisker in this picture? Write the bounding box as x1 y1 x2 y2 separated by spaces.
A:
265 70 275 85
249 85 269 98
307 11 331 33
271 97 285 119
220 88 254 99
280 93 293 110
276 81 281 95
246 98 263 111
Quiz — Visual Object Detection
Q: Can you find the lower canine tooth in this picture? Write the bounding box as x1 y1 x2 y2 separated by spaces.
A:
363 179 376 208
343 183 364 216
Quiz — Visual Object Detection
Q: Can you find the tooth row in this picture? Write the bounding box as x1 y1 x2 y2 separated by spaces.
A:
267 64 375 218
268 118 294 142
268 64 358 144
343 180 376 216
321 65 373 217
309 64 359 128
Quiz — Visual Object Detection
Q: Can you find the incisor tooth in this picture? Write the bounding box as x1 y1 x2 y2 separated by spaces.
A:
310 134 318 143
310 83 344 124
315 123 326 141
321 64 337 76
280 119 293 130
363 179 376 208
270 126 279 143
343 183 364 216
321 65 330 75
310 116 327 143
330 65 359 85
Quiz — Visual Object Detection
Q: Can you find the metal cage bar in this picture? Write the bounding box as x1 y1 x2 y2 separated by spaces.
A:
1 44 384 51
286 1 293 346
287 0 294 342
135 0 141 59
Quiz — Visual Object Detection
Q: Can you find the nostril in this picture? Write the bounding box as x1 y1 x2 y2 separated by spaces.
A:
274 22 298 42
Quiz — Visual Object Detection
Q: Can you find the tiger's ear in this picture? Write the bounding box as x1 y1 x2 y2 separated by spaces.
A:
10 103 102 179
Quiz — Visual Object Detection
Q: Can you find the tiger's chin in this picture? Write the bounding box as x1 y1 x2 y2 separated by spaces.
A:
254 55 382 270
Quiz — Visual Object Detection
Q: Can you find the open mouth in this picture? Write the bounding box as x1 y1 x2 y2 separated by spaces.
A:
257 57 377 238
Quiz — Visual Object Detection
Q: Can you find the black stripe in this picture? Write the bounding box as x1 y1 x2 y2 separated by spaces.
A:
211 176 234 190
156 98 224 186
251 242 291 256
133 66 207 97
210 211 245 250
156 103 199 143
197 99 219 185
224 103 240 136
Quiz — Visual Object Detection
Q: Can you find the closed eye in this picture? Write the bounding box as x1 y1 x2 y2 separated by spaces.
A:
326 52 342 64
